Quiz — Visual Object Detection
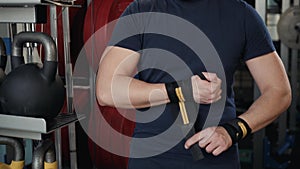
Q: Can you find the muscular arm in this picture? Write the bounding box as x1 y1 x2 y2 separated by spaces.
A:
96 46 169 109
96 46 221 109
240 51 291 132
185 51 291 156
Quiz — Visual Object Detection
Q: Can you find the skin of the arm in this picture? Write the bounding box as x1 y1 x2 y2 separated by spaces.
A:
96 46 170 109
240 51 291 132
96 46 221 109
97 46 290 156
185 51 292 156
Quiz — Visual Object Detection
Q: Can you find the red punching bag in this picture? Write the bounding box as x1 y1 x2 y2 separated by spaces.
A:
83 0 135 169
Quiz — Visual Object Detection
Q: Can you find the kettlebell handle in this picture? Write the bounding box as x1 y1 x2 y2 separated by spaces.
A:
0 37 6 70
12 32 58 81
0 136 24 161
32 139 56 169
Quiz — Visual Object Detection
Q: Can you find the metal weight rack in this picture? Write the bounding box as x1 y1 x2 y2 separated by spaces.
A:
253 0 299 169
0 1 82 169
0 113 84 141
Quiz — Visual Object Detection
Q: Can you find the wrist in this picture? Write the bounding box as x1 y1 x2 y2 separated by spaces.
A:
220 118 252 144
165 81 179 103
165 77 193 103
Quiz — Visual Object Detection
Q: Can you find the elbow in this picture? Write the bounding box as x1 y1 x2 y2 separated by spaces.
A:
96 92 115 106
284 88 292 111
96 88 114 107
96 92 109 107
279 86 292 112
96 75 115 107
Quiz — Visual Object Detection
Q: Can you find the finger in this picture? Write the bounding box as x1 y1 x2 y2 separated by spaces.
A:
185 131 205 149
212 146 226 156
211 79 222 91
202 93 221 104
191 75 200 102
191 75 199 81
205 141 219 153
215 95 222 102
217 89 222 96
198 72 209 81
198 140 210 148
202 98 214 104
197 127 216 145
210 89 222 102
198 132 213 147
202 72 218 82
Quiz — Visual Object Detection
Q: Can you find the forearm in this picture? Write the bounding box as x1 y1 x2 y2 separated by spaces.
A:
96 47 222 109
239 87 291 132
96 75 170 109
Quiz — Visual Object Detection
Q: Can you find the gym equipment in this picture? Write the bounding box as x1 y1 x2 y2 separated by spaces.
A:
251 1 299 169
0 37 7 114
32 139 57 169
0 136 24 169
83 1 134 169
0 31 65 119
263 133 295 169
0 37 6 85
0 0 74 6
278 6 300 49
83 0 134 70
277 133 295 156
35 2 87 168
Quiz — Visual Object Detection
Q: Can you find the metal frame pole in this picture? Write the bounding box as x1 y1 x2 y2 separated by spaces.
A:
50 5 63 169
290 49 298 131
276 0 291 148
253 1 267 169
62 6 78 169
288 0 300 133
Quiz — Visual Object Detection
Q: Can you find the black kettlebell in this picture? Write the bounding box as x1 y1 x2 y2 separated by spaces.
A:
0 37 7 85
0 136 25 169
0 32 65 119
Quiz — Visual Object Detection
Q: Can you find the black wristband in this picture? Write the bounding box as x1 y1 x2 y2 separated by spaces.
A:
178 77 194 102
236 117 252 138
220 118 252 144
165 81 179 103
165 77 194 103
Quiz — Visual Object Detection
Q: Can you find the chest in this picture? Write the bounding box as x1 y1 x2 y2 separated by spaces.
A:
137 2 246 82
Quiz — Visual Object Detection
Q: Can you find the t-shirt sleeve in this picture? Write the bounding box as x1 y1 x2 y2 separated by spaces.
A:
242 4 275 61
108 0 143 52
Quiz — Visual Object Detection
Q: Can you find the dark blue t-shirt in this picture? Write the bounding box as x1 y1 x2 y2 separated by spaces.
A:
109 0 275 168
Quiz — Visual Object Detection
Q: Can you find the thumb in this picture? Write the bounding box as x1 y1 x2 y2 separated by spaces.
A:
202 72 217 82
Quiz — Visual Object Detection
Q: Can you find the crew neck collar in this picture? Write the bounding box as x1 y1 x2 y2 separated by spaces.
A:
175 0 204 7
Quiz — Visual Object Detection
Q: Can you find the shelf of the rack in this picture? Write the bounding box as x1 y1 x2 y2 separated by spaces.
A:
0 113 85 140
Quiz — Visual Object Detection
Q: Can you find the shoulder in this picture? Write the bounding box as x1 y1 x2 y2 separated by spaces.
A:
218 0 260 21
219 0 251 11
223 0 248 6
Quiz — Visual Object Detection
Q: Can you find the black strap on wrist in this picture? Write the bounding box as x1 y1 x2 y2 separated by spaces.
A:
165 81 179 103
165 73 209 103
165 78 194 103
220 118 252 144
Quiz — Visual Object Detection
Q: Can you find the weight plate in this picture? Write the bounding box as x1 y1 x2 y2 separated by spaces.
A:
82 1 134 169
278 6 300 49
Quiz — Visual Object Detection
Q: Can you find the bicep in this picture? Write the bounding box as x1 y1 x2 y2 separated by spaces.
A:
245 51 289 93
98 46 140 80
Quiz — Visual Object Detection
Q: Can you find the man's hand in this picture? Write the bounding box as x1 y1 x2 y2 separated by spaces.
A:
184 126 232 156
191 73 222 104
